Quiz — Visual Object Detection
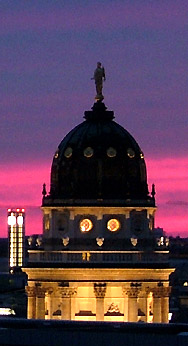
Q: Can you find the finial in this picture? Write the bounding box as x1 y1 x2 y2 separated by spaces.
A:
91 62 106 101
151 183 156 199
42 183 47 197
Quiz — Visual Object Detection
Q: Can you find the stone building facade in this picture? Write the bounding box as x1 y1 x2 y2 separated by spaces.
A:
23 102 174 322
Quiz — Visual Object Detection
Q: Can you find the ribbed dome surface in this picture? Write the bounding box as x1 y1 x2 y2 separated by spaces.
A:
50 102 149 201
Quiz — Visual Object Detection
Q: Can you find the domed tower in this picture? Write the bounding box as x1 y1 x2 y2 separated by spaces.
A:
50 103 149 202
24 101 173 323
42 102 156 250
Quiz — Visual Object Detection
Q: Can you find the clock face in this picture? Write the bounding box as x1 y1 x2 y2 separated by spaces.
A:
80 218 93 232
107 219 120 232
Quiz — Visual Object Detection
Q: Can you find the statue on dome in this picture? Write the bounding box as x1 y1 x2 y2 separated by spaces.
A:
91 62 106 101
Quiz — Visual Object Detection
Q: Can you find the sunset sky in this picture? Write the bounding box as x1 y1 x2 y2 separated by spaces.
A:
0 0 188 237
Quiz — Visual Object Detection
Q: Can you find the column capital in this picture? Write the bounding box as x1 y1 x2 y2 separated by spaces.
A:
126 288 140 298
35 286 46 298
94 283 106 298
152 287 161 298
152 286 171 298
145 287 151 295
26 286 36 297
139 290 147 299
162 286 171 297
59 287 77 298
46 287 54 296
123 283 141 298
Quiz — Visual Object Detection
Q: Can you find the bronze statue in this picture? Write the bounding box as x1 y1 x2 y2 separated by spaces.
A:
91 62 106 101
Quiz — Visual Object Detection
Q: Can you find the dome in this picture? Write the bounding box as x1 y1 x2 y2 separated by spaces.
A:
47 102 151 206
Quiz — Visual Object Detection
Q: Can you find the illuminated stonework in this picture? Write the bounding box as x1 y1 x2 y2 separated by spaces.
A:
107 219 120 232
80 219 93 232
23 101 174 323
24 268 173 322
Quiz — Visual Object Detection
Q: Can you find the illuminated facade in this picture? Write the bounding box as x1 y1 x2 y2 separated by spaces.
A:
23 102 174 322
8 208 25 269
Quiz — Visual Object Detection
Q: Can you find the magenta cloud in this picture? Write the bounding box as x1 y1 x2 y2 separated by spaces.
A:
0 157 188 237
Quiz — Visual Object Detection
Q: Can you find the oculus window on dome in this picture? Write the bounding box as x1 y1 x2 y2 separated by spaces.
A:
107 219 120 232
127 148 135 158
107 147 116 158
64 147 73 158
80 219 93 233
84 147 94 158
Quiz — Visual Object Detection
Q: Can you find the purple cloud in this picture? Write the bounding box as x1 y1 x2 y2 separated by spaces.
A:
1 1 187 33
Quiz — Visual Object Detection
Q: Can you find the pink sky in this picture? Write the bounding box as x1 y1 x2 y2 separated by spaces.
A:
0 157 187 237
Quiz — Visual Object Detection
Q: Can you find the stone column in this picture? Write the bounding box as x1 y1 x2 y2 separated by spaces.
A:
161 287 171 323
46 288 53 319
94 283 106 321
122 288 128 322
26 286 36 319
145 287 152 323
138 291 148 322
124 283 141 322
60 287 77 320
36 286 46 319
127 289 139 322
152 287 163 323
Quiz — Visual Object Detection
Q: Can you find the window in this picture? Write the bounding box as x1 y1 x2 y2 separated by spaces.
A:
64 147 72 158
80 219 93 232
127 148 135 158
107 147 116 158
107 219 120 232
84 147 94 158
